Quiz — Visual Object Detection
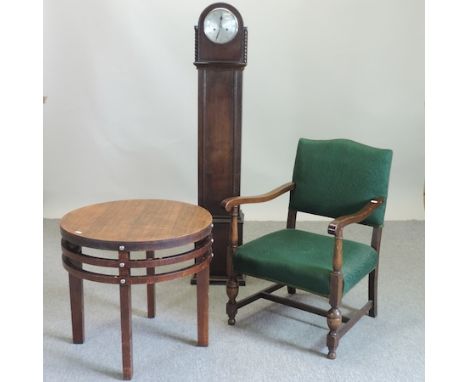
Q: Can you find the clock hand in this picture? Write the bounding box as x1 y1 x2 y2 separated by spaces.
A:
216 14 222 40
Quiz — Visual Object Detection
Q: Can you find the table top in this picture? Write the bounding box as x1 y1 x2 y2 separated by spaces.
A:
60 199 213 251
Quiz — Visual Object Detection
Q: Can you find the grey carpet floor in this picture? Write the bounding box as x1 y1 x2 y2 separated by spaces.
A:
44 219 424 381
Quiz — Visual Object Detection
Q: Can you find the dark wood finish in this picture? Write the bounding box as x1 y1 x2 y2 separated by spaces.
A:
222 182 295 212
192 274 245 286
226 205 240 325
197 69 243 218
286 208 297 295
195 3 247 65
60 199 212 251
224 186 386 359
286 208 297 229
326 199 384 359
337 301 373 339
69 273 84 343
369 226 383 317
287 286 297 295
119 250 133 380
146 251 155 319
325 198 384 358
60 199 212 380
223 184 296 325
197 257 210 346
261 290 331 319
195 3 247 283
327 197 384 235
67 242 84 344
326 271 343 360
63 237 212 270
236 283 352 322
63 253 211 285
327 232 345 360
191 215 245 284
236 283 285 309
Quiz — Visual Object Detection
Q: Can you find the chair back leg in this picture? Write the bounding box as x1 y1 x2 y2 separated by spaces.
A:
369 227 382 318
368 268 378 317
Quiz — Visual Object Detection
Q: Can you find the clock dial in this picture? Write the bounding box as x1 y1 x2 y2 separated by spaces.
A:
203 8 238 44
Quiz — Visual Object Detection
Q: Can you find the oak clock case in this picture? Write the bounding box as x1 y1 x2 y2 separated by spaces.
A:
194 3 247 284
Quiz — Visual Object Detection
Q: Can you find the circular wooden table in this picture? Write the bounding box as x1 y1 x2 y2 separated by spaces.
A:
60 199 213 380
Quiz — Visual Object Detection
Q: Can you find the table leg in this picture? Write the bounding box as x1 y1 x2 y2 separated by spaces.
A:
69 272 84 343
68 244 84 344
146 250 156 318
119 250 133 380
196 257 209 346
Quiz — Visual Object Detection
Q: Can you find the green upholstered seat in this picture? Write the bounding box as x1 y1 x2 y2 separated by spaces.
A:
234 229 378 296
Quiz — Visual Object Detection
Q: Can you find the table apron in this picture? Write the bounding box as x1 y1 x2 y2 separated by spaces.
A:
61 237 212 268
62 245 212 285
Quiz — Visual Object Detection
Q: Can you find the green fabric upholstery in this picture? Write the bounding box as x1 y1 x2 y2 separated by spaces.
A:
234 229 378 296
289 138 393 226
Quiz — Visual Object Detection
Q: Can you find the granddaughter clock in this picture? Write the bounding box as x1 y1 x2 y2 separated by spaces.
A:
194 3 247 284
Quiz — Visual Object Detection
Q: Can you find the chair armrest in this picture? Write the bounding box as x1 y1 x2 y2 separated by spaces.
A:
221 182 295 213
327 197 385 237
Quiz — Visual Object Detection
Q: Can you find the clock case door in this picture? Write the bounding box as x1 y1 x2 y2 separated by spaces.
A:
194 3 247 284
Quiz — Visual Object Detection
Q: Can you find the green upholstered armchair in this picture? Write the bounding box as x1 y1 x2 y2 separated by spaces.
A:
222 138 393 359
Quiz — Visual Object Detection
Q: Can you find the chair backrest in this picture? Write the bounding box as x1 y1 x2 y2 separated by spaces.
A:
289 138 393 226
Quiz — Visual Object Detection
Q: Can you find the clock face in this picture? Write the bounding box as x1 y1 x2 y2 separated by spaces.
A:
203 8 239 44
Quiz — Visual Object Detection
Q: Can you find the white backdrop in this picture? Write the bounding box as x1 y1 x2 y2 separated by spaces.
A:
44 0 424 220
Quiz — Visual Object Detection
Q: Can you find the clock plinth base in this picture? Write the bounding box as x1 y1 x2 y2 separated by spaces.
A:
191 213 245 286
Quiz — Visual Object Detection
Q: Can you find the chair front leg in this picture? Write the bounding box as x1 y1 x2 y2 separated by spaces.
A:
327 235 344 359
227 276 239 325
327 271 343 359
226 206 240 325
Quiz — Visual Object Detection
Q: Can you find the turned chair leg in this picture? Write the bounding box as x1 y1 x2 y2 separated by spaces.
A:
226 206 240 326
327 269 343 360
287 286 296 295
226 277 239 325
326 307 342 360
368 268 378 318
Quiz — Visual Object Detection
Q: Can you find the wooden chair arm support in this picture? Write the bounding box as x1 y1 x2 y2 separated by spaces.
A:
327 197 385 238
221 182 296 213
326 197 384 275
